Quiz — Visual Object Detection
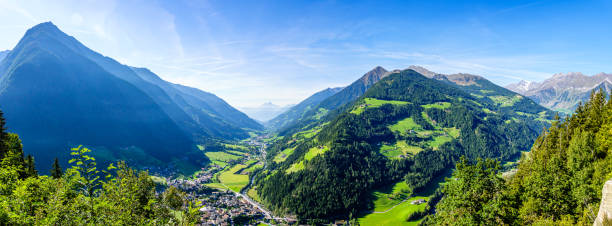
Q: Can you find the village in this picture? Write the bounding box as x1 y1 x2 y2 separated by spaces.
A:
159 132 292 226
165 167 273 225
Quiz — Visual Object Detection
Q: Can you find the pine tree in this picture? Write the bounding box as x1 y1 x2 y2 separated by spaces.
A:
0 109 8 159
51 157 63 178
25 154 38 177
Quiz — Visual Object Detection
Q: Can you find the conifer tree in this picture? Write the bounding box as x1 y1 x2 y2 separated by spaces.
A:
0 110 8 158
50 157 63 178
25 154 37 177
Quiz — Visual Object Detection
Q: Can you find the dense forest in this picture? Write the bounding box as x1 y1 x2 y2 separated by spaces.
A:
433 90 612 225
0 110 199 225
255 70 551 221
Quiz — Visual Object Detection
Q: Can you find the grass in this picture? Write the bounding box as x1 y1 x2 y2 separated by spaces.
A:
351 98 410 114
197 145 204 151
227 150 247 156
388 117 422 136
387 113 458 152
371 181 412 212
421 102 451 109
359 171 452 226
247 188 263 203
243 162 263 173
286 161 305 173
304 145 329 160
470 93 484 99
224 143 250 152
489 95 522 107
444 127 460 139
218 164 250 192
204 183 228 191
293 127 320 139
483 108 496 114
380 140 423 158
359 181 429 226
314 108 329 119
205 151 242 162
211 160 228 167
359 198 427 226
427 135 453 149
273 147 296 163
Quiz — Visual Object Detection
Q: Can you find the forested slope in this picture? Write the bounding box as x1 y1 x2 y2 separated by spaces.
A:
254 69 553 221
276 66 388 136
266 87 342 130
433 89 612 225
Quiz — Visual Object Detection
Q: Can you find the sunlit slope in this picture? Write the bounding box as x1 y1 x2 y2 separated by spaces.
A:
255 69 553 220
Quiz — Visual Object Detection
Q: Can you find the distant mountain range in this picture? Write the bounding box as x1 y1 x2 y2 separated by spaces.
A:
506 72 612 113
239 102 294 122
0 22 261 170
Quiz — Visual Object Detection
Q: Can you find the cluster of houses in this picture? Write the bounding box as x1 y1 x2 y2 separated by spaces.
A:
164 167 220 192
411 199 427 205
198 191 265 225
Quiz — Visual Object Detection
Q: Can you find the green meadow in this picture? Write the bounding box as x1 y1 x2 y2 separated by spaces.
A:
421 102 451 109
304 145 329 160
351 98 410 114
273 147 296 163
218 164 250 192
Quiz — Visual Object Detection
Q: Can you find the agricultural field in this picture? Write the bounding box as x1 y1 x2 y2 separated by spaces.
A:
224 143 250 152
358 172 450 226
286 161 305 173
421 102 451 109
359 198 427 226
292 126 322 139
388 117 421 136
370 181 413 212
380 140 422 158
358 181 429 226
273 147 295 163
204 151 242 167
243 162 263 173
427 135 453 149
304 145 329 160
247 187 263 203
218 164 250 192
489 95 522 107
351 98 410 115
386 115 460 153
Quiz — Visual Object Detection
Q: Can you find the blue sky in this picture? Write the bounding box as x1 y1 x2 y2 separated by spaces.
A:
0 0 611 107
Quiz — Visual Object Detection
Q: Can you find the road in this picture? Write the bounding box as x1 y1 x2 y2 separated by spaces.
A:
235 137 290 222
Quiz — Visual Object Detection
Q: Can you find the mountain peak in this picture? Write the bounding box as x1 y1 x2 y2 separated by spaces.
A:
372 66 386 71
25 22 63 36
13 21 79 55
408 65 438 78
551 72 585 79
360 66 388 85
